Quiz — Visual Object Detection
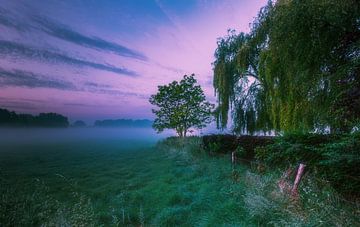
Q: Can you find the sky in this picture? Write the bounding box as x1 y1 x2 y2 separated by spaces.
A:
0 0 267 123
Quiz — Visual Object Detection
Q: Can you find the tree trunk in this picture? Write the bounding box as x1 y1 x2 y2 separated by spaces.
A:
177 129 183 137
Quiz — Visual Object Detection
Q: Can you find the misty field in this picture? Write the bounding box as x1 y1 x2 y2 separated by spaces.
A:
0 129 359 226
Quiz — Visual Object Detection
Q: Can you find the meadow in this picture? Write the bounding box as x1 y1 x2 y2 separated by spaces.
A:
0 129 359 226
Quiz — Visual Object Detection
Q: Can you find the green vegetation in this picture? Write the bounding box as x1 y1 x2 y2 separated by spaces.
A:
211 0 360 207
255 132 360 195
1 137 358 226
149 74 214 137
213 0 360 133
201 133 359 196
2 1 359 225
0 108 69 127
202 134 273 159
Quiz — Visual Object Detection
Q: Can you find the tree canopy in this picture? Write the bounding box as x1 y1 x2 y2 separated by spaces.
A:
213 0 360 134
150 74 214 137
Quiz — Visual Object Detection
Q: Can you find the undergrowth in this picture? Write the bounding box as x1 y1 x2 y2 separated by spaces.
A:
155 136 360 226
255 132 360 195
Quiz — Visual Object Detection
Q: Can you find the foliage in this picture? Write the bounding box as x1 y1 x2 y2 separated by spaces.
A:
234 145 246 158
202 134 274 159
255 132 360 195
0 108 69 127
213 0 360 133
255 133 334 166
237 135 275 159
149 74 214 137
202 134 238 154
319 133 360 193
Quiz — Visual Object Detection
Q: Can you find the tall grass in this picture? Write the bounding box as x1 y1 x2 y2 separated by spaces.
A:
0 173 95 226
0 137 358 226
156 137 359 226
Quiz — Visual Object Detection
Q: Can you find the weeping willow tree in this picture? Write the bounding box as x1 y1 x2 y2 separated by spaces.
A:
213 3 274 134
213 0 360 134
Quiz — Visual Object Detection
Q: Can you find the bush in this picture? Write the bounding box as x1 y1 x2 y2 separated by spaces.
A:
237 136 274 159
255 132 360 195
202 134 238 154
319 133 360 194
202 134 274 158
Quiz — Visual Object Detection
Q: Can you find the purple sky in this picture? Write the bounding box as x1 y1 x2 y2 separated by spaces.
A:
0 0 266 123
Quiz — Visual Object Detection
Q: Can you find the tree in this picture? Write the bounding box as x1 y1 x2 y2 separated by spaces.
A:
0 108 69 127
213 0 360 134
35 113 69 127
72 120 87 127
149 74 214 137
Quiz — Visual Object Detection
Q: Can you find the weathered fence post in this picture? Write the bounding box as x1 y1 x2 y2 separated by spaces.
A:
231 151 236 165
291 163 306 196
231 151 240 182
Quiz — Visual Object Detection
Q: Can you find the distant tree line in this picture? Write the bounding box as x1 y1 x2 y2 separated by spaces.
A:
0 108 69 127
71 120 87 127
94 119 153 128
0 108 154 128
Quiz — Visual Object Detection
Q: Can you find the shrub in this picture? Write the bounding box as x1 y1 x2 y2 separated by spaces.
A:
237 136 274 159
255 132 360 195
202 134 238 154
202 134 274 158
234 146 246 158
319 133 360 194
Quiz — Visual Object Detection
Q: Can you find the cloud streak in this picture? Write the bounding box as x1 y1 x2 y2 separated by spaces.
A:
0 68 76 90
0 7 26 31
0 40 139 77
0 68 147 99
33 16 148 61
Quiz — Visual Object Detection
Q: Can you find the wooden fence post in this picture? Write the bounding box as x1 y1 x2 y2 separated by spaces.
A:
291 163 306 196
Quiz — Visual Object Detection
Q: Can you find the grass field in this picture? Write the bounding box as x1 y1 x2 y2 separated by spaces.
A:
0 130 359 226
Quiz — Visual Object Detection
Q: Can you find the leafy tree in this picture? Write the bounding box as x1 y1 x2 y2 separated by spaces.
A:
149 74 214 137
213 0 360 134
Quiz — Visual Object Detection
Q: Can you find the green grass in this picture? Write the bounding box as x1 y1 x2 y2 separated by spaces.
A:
1 137 359 226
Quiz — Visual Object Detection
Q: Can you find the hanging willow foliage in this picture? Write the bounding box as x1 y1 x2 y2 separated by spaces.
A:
213 0 360 134
213 2 274 134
